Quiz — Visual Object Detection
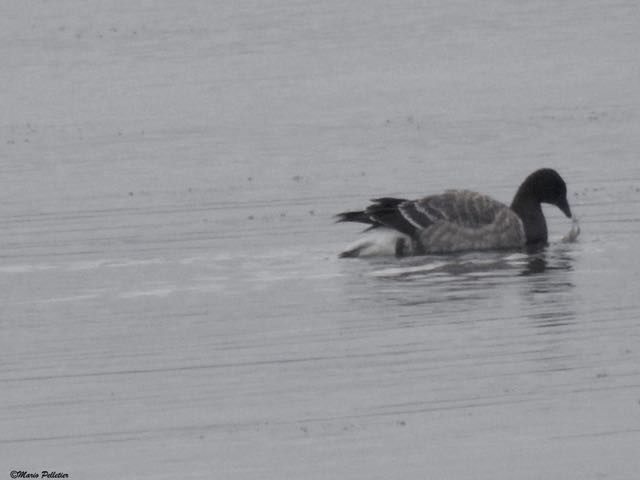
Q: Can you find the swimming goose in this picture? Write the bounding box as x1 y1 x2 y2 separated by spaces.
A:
336 168 572 257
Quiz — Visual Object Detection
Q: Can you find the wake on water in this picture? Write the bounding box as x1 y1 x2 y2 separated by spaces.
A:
363 218 580 279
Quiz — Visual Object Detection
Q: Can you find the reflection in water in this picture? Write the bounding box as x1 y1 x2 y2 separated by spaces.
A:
520 246 574 277
339 245 579 332
523 255 548 275
519 247 577 329
364 246 575 280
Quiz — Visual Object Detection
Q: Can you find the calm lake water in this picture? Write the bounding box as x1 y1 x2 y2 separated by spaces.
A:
2 1 640 479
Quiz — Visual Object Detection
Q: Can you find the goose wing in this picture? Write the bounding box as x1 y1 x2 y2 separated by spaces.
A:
337 191 509 235
336 190 525 255
400 190 508 230
406 191 525 253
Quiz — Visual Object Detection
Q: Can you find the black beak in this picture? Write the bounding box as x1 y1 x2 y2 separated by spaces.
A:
557 196 572 218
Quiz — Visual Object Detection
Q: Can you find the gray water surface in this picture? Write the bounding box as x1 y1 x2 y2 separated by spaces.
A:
2 1 640 479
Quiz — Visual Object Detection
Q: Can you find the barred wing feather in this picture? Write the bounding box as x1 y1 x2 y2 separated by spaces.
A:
398 191 525 253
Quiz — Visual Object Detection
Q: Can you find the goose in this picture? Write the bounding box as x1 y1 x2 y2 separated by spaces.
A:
336 168 573 258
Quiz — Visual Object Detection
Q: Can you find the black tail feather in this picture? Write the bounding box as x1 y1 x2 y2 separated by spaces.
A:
365 197 417 237
370 197 406 207
336 197 418 238
334 210 376 225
